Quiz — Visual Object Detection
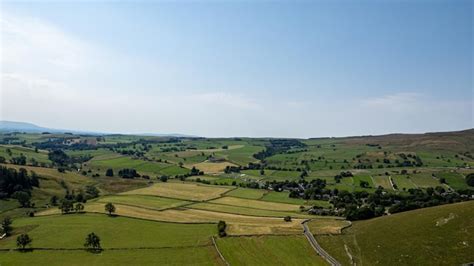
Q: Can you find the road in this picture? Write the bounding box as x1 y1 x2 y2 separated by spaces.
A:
302 220 341 266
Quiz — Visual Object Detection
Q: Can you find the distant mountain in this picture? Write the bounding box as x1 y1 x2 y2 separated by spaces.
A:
0 120 196 137
0 121 53 133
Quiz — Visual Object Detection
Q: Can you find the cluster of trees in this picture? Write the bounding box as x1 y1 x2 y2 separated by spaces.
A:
253 139 306 160
48 150 92 166
466 173 474 187
334 171 354 183
0 167 39 207
118 169 140 179
54 185 100 213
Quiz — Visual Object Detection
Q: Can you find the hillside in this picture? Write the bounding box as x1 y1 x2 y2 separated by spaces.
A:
316 201 474 265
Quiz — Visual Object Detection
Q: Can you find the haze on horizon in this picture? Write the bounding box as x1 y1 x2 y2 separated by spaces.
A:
1 1 472 138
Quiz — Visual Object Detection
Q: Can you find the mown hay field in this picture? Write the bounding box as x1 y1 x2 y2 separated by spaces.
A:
94 195 191 210
187 202 313 219
121 182 232 201
209 196 304 211
307 219 351 235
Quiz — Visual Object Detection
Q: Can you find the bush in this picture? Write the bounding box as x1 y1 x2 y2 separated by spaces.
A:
466 173 474 187
217 220 227 237
283 216 292 222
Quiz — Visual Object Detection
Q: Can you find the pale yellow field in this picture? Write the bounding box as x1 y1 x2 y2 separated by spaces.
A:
38 202 304 235
192 161 238 174
307 219 351 235
209 196 303 212
121 182 231 201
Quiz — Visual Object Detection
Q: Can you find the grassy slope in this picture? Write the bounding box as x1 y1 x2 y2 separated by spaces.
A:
317 201 474 265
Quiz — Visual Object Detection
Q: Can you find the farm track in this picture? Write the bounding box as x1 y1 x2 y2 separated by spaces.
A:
302 220 341 266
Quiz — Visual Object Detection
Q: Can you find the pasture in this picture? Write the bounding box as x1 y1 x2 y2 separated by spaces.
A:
316 201 474 265
216 235 328 265
0 214 223 265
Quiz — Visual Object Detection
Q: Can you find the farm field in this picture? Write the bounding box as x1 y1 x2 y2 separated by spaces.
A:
209 196 304 211
261 191 332 208
0 214 224 265
121 182 232 201
316 201 474 265
94 195 191 210
224 187 266 199
187 202 313 218
216 235 328 265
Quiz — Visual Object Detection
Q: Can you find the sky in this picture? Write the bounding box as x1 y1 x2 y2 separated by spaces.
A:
1 0 472 137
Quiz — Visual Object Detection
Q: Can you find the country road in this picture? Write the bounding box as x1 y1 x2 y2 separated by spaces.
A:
302 220 341 266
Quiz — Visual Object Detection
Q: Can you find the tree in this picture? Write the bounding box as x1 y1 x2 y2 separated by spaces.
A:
1 217 13 236
105 203 116 216
105 169 114 177
16 234 32 250
84 232 101 251
12 191 31 207
217 220 227 237
260 169 265 175
48 149 70 166
75 203 84 212
85 185 100 199
466 173 474 187
59 200 74 214
284 216 292 222
359 180 370 188
159 175 168 182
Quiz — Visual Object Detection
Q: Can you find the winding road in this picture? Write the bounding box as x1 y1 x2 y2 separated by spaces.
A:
302 220 341 266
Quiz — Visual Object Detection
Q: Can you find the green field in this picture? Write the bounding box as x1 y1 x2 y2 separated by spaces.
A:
224 188 266 199
216 235 327 265
317 201 474 265
261 191 332 208
0 214 223 265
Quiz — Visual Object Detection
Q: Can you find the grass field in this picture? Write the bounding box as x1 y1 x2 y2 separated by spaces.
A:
94 195 191 210
261 191 332 208
0 248 222 266
216 235 328 265
224 188 266 199
317 201 474 265
192 161 238 174
0 214 223 265
121 182 232 201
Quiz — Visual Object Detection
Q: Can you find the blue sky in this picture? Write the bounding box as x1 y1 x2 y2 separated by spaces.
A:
1 0 472 137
